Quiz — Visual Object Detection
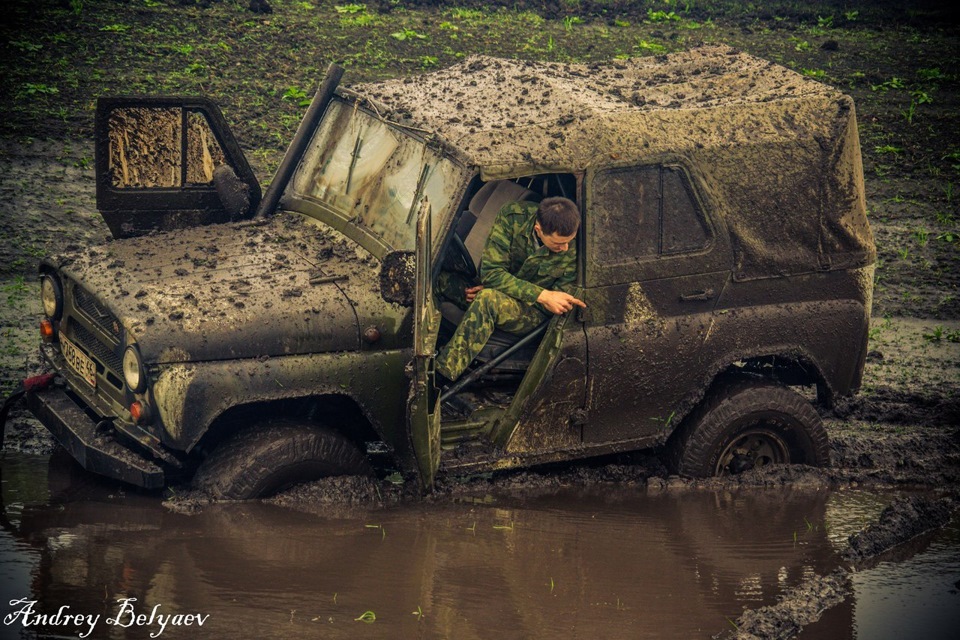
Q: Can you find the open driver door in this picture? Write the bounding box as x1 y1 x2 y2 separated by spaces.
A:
407 197 442 491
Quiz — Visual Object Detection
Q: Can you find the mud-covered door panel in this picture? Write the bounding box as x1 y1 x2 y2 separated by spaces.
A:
407 197 441 490
95 97 261 238
583 163 732 443
498 310 588 454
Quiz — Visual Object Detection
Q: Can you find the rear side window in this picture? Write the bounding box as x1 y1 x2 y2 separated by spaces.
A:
661 168 707 254
591 165 708 266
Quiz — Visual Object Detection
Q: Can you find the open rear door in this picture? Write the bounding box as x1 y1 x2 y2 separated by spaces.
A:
407 197 441 490
94 97 261 238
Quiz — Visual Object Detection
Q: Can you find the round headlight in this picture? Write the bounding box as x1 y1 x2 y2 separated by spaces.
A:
123 346 146 393
40 274 63 320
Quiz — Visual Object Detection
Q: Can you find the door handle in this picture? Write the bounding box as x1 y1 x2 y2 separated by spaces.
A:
680 288 715 302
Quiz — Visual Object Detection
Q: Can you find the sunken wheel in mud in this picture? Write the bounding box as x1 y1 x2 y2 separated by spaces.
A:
193 420 372 499
670 379 830 478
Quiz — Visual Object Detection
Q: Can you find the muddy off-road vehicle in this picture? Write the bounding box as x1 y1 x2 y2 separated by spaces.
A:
8 45 875 498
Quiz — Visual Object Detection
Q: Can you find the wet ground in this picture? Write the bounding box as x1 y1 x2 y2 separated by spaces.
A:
1 451 957 640
1 1 959 638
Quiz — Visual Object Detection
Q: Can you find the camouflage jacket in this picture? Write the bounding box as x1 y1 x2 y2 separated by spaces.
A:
479 201 578 306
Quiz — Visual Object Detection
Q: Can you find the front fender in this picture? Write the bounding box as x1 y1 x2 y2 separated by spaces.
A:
150 349 412 462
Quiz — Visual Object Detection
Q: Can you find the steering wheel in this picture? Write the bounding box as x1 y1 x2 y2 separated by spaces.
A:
448 232 477 280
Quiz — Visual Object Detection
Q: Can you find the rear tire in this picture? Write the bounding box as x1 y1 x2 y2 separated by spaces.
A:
670 379 830 478
193 420 372 499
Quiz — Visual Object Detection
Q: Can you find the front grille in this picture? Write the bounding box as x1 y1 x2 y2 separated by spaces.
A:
71 321 124 377
74 286 124 342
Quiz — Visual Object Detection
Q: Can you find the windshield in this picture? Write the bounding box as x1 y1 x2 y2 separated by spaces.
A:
292 99 464 251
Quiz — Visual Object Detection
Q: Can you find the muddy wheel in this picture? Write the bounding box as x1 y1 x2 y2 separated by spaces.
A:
670 379 829 478
193 420 371 500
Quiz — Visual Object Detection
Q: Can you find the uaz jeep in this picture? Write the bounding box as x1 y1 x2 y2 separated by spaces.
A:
10 46 875 497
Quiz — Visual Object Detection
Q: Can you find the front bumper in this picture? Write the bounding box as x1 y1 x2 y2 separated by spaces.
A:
24 383 164 489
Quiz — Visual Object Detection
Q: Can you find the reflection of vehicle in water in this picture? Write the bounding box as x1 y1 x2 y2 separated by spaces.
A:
0 454 852 639
7 45 874 498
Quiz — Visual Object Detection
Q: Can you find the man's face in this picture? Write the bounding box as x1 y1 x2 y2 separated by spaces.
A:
534 223 577 253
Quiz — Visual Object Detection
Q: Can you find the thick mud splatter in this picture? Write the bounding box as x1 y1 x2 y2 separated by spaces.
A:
727 495 957 640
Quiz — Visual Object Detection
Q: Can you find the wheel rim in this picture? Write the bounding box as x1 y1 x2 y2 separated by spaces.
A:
715 428 790 476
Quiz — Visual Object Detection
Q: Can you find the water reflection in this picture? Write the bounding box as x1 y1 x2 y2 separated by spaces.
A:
1 452 949 639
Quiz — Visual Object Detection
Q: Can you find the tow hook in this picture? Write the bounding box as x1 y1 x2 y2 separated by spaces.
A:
1 373 58 446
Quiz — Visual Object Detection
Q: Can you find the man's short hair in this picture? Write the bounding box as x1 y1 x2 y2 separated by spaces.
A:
537 197 580 236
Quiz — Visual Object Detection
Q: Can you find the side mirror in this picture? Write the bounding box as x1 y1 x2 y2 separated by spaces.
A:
380 251 416 307
213 164 252 219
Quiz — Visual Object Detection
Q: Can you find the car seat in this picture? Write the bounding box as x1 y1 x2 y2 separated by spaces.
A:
439 180 542 372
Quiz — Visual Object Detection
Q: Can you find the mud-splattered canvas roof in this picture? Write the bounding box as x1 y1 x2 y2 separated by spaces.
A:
346 44 841 179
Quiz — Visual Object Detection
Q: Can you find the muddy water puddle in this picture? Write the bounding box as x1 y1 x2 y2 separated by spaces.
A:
803 491 960 640
0 452 957 639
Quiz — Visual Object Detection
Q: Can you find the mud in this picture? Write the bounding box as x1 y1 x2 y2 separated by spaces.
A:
844 495 956 565
728 495 958 639
730 570 850 640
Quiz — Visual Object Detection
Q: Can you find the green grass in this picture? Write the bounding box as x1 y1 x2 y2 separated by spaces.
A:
353 610 376 623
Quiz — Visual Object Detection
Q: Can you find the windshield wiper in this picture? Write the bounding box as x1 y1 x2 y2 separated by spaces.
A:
345 130 364 195
405 163 433 225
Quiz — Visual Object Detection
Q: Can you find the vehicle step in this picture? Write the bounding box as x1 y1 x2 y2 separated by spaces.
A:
441 420 488 434
440 420 488 449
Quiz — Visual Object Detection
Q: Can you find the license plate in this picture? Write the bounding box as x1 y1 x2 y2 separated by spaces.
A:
61 333 97 388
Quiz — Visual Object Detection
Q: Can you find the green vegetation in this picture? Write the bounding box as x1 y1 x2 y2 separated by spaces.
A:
922 325 945 342
874 145 903 155
871 77 906 92
354 610 376 623
4 277 29 307
913 227 929 246
647 10 681 23
281 86 311 107
391 28 427 41
635 39 667 54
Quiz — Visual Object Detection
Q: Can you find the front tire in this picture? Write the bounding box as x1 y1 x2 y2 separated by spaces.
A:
193 420 372 499
670 379 830 478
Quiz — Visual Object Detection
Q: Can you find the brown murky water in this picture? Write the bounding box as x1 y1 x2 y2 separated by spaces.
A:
1 452 957 640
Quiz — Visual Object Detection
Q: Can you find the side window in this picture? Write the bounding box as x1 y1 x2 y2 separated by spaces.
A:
661 167 707 254
591 165 708 267
106 107 226 189
591 167 659 264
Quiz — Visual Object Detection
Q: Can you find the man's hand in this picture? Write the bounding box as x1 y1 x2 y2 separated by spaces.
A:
536 289 587 315
464 285 484 303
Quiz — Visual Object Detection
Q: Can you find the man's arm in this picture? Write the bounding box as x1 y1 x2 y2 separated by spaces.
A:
535 253 585 314
552 252 578 295
478 207 544 304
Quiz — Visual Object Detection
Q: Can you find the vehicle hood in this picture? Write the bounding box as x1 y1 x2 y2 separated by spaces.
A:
51 214 377 364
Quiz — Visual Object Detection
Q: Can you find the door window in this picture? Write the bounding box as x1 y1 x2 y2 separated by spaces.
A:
106 107 226 189
591 165 708 267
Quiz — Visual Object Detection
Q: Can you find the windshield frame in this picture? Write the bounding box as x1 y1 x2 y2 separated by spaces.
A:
281 96 470 260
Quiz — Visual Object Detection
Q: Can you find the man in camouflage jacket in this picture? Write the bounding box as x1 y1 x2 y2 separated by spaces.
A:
435 196 586 382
